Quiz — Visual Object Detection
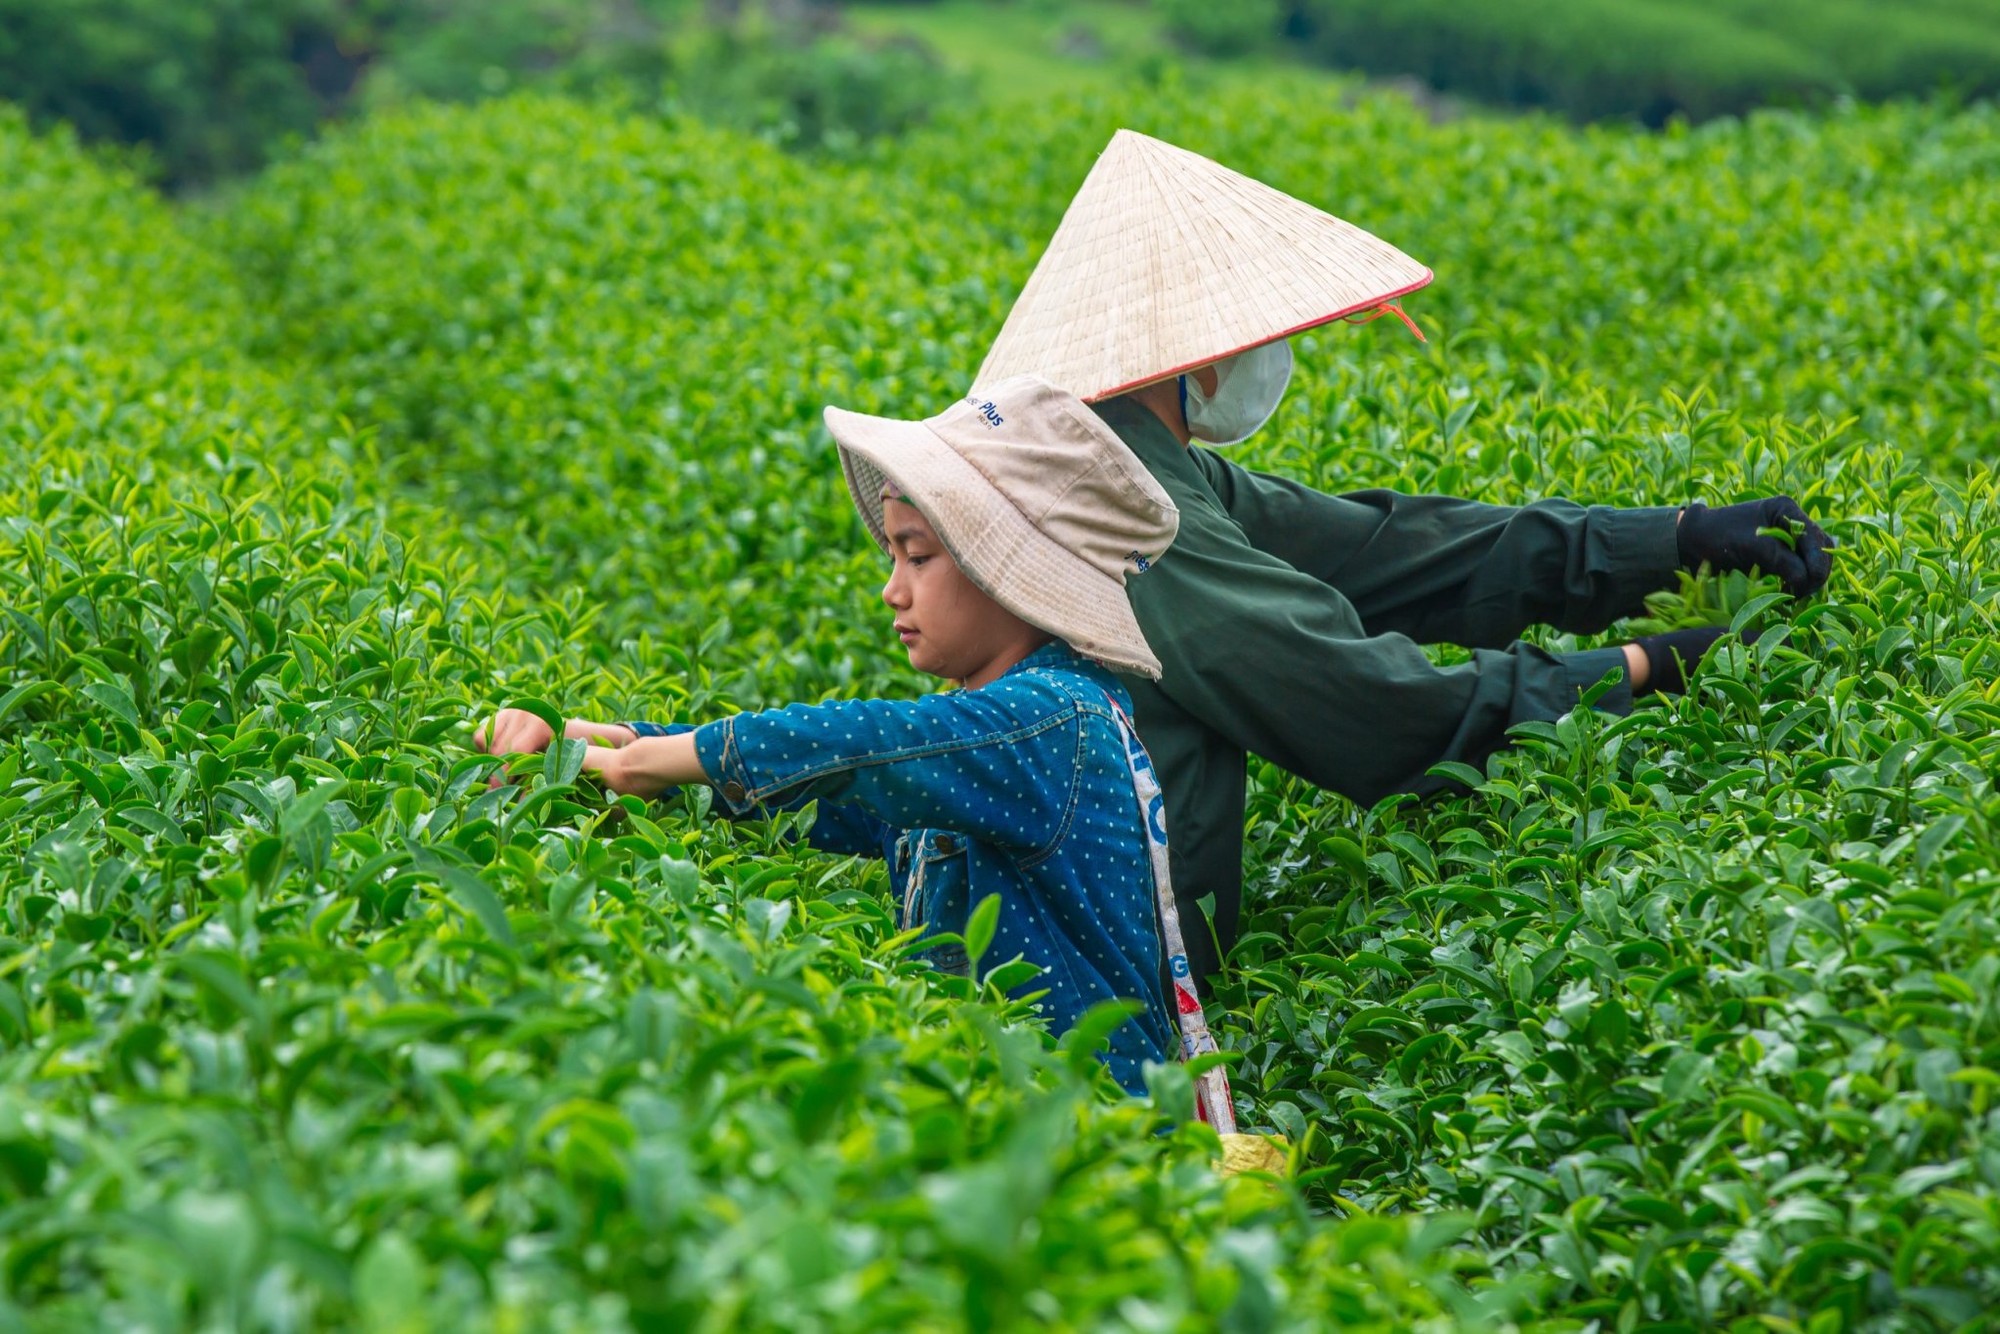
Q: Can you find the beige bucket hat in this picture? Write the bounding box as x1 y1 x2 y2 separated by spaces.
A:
826 374 1179 679
975 129 1432 403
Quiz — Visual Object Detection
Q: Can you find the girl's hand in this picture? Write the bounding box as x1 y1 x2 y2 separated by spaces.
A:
474 707 556 757
474 713 643 788
475 708 555 786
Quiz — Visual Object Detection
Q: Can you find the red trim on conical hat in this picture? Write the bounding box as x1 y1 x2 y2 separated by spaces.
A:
1082 273 1436 403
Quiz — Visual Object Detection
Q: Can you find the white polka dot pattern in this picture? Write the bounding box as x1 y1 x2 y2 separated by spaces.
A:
651 642 1175 1090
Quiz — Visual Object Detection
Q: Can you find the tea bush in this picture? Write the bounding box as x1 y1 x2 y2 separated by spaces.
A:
7 72 2000 1327
1291 0 2000 123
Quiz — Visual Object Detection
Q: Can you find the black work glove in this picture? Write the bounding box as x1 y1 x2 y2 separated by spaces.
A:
1635 626 1774 696
1677 497 1835 598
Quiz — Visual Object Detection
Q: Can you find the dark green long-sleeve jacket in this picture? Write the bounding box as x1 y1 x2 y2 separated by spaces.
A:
1092 397 1681 979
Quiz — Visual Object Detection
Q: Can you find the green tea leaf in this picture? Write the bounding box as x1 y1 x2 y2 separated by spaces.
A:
964 892 1001 975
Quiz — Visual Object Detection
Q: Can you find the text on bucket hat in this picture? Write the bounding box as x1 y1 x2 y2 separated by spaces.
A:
975 129 1433 403
825 375 1179 679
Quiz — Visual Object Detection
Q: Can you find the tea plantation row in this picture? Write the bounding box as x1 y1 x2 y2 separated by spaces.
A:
3 78 2000 1328
1290 0 2000 124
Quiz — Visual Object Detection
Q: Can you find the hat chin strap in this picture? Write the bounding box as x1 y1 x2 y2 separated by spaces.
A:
1342 301 1428 342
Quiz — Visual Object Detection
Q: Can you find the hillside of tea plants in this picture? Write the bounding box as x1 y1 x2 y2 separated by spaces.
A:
4 74 2000 1328
1284 0 2000 124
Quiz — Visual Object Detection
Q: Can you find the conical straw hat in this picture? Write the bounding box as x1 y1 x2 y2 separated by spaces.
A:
974 129 1432 403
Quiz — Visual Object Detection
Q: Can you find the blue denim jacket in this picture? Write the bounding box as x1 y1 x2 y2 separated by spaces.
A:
626 643 1173 1091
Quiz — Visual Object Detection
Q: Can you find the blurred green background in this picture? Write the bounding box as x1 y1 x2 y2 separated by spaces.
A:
7 0 2000 190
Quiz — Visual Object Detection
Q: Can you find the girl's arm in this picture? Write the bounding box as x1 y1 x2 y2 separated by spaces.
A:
475 708 636 757
476 709 700 793
477 706 898 857
588 733 708 798
687 680 1082 859
569 720 640 746
600 732 904 860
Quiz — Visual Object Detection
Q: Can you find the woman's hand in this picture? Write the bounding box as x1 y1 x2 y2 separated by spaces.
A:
1677 497 1835 597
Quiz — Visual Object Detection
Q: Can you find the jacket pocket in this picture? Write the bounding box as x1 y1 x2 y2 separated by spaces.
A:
900 830 972 977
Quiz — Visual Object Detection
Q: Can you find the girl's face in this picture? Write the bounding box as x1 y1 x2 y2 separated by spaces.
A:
880 494 1048 688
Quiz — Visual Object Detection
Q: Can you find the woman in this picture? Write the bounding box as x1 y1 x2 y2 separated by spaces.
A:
975 128 1837 980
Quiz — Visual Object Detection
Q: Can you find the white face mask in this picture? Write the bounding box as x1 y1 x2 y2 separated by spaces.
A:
1182 340 1293 446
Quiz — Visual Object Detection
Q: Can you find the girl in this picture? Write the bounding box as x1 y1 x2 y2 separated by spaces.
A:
478 375 1199 1096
